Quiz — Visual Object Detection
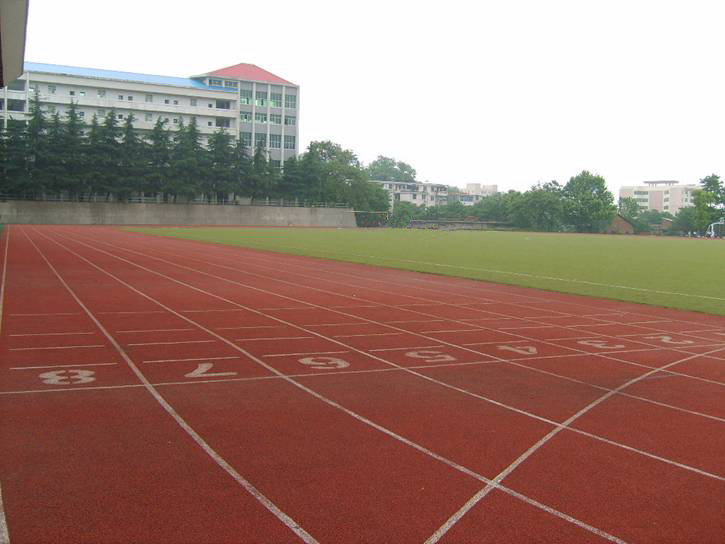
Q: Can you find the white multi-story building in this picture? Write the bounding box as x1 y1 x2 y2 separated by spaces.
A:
619 181 698 215
369 179 448 210
448 183 498 206
0 61 299 166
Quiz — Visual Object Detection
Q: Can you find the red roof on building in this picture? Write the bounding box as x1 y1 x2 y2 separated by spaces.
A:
204 63 294 86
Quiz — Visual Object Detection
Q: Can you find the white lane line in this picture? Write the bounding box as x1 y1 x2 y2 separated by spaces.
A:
11 363 118 370
425 344 725 543
47 232 624 544
9 331 95 337
10 312 80 316
25 229 318 544
8 344 105 351
116 328 195 333
381 319 446 324
180 308 243 313
257 306 314 311
263 351 350 358
302 322 368 327
0 479 9 544
462 339 528 346
420 329 481 334
215 325 280 330
143 356 241 364
126 340 215 346
332 333 403 338
98 310 166 314
369 345 444 352
0 226 9 337
236 336 312 341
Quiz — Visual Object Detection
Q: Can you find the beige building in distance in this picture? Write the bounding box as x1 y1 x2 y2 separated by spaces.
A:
619 181 698 215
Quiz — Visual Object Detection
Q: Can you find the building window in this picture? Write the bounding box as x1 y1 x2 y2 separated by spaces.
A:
269 134 281 148
284 115 296 126
69 90 76 96
173 99 179 105
7 99 25 111
117 94 124 100
48 85 56 94
98 109 105 117
255 133 267 147
145 94 153 103
164 99 170 104
78 90 85 97
224 80 238 88
240 89 252 105
78 111 85 118
215 118 231 128
255 91 267 107
240 111 252 123
284 135 295 149
269 114 281 125
270 93 282 107
173 118 179 124
127 95 133 101
208 103 213 108
215 100 231 109
241 132 252 146
285 94 297 109
145 113 153 122
190 98 197 106
97 89 106 98
209 78 223 87
255 112 267 124
7 80 25 91
271 159 281 168
117 114 124 120
208 121 213 126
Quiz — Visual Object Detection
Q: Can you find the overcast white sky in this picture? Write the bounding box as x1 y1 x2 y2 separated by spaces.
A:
24 0 725 193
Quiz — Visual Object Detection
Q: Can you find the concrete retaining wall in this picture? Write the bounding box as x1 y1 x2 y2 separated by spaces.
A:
0 201 357 227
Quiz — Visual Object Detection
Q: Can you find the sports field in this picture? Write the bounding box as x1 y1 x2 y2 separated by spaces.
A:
1 225 724 543
133 227 725 316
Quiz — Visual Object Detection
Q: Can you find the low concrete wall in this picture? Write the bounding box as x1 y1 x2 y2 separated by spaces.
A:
0 201 357 227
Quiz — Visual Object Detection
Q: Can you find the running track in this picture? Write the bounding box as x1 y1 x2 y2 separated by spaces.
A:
1 225 724 543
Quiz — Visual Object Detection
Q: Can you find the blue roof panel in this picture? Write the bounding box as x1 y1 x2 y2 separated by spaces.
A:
23 62 237 93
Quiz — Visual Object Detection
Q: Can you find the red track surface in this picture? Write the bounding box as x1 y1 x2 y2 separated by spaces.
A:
1 225 724 543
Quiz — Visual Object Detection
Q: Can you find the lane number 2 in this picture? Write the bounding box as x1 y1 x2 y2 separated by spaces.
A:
184 363 237 378
642 335 694 346
405 350 456 363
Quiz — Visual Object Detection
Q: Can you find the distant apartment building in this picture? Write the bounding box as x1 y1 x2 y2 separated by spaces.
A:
0 61 299 167
369 179 448 210
448 183 498 206
619 181 698 215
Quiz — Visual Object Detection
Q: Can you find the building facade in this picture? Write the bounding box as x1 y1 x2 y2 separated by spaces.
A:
0 61 299 166
369 179 448 210
619 181 697 215
448 184 498 206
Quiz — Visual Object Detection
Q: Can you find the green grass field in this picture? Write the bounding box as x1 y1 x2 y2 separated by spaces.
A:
131 227 725 316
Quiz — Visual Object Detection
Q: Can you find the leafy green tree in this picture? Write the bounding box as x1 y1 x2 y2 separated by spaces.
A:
670 206 697 234
145 118 172 200
1 119 30 195
693 189 719 231
618 196 641 222
83 115 104 198
62 101 86 198
246 138 276 200
96 110 122 199
388 201 416 227
470 191 522 223
700 174 724 209
366 155 416 182
117 113 147 200
26 91 49 193
562 171 616 232
230 136 253 199
206 128 235 201
171 118 206 201
512 182 565 231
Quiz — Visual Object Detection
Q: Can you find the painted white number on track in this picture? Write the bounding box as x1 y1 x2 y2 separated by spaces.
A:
298 357 350 370
643 335 694 345
39 369 96 385
184 363 237 378
405 350 456 363
498 345 538 356
577 340 625 350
